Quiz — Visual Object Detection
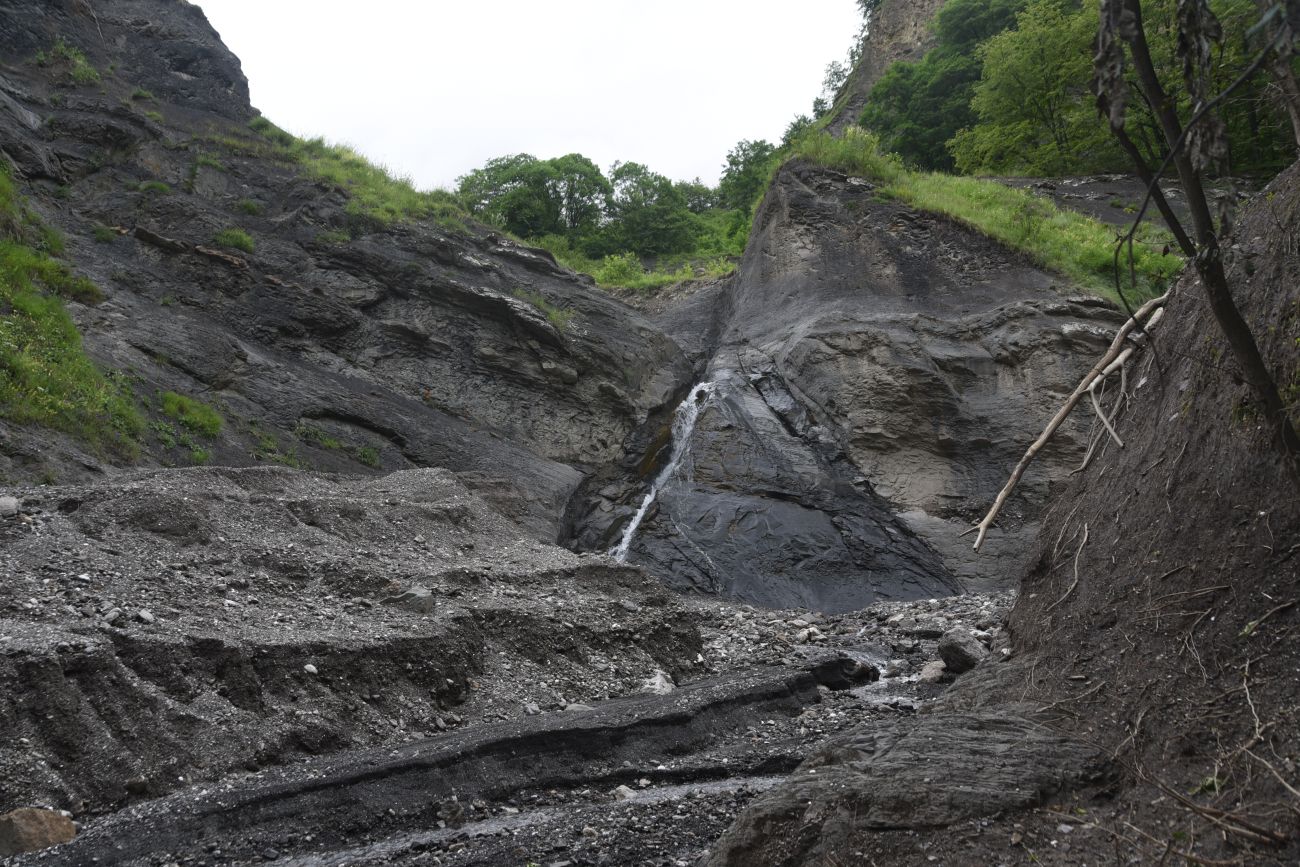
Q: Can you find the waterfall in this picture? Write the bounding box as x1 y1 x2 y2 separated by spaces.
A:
609 381 716 562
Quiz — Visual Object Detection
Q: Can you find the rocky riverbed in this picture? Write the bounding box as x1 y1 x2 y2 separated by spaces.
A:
0 466 1013 865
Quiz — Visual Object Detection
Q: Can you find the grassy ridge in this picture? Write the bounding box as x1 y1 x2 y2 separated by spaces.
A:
0 167 142 456
788 129 1182 303
229 117 468 229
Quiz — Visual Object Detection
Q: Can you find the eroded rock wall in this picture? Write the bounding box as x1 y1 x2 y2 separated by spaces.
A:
0 0 691 539
572 162 1123 604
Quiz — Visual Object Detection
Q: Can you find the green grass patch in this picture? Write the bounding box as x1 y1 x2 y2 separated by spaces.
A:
189 447 211 465
235 117 469 230
92 223 117 243
0 167 140 455
195 154 225 172
511 288 575 330
159 391 222 437
144 110 164 124
314 229 350 245
36 39 100 85
353 445 380 467
213 227 254 253
534 237 734 291
130 87 154 101
236 198 262 216
788 129 1182 302
250 427 302 467
137 180 170 195
295 422 343 450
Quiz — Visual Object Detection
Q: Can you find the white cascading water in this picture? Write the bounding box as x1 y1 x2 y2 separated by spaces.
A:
609 381 716 562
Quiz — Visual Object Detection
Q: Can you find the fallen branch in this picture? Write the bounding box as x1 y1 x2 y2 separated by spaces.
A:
970 293 1168 551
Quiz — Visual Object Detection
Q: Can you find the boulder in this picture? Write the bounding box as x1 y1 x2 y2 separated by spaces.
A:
938 628 988 674
0 808 76 856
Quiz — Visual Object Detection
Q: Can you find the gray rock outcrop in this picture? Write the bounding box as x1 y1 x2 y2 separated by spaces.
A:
571 162 1122 605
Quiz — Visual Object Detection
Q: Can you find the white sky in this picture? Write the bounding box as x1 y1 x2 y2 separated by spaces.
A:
194 1 863 191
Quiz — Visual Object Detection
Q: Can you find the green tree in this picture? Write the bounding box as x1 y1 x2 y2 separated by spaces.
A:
604 162 698 256
456 154 562 238
858 0 1027 170
545 153 611 235
950 0 1120 173
718 139 776 210
674 178 719 214
952 0 1297 174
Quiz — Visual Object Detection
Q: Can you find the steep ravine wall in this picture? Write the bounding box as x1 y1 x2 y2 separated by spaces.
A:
570 161 1125 604
705 156 1300 867
825 0 947 135
0 0 692 540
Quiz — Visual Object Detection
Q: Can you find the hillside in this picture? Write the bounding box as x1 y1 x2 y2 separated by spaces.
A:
2 0 1298 865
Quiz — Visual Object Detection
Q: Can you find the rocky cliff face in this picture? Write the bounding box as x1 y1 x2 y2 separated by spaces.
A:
570 162 1122 604
0 0 691 540
825 0 947 135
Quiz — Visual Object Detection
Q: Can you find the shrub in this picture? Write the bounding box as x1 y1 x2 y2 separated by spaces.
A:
38 39 100 85
213 228 254 253
159 391 222 437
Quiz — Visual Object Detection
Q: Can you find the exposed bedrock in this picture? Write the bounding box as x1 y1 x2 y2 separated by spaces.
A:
0 0 693 539
571 162 1123 602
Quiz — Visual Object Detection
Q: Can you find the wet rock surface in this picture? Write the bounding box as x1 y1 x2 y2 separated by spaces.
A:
571 162 1122 604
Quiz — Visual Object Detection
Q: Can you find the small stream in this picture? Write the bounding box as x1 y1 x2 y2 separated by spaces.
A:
610 380 717 562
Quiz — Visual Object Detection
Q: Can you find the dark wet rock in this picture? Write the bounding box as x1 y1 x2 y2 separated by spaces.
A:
576 163 1122 603
703 711 1105 866
0 0 692 541
937 627 987 674
24 667 827 866
0 808 76 857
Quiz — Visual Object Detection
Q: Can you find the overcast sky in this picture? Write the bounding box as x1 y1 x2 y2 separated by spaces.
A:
195 1 864 191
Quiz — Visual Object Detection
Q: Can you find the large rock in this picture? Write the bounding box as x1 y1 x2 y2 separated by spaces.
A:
704 711 1104 867
937 627 987 673
0 808 76 856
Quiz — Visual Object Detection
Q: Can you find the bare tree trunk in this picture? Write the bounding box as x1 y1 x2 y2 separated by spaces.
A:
1120 0 1300 470
1268 57 1300 148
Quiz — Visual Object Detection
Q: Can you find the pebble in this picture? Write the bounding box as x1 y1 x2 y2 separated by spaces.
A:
0 497 19 518
611 785 635 801
135 609 155 624
303 664 318 675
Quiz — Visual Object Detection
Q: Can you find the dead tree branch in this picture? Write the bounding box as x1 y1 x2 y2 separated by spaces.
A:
970 294 1166 551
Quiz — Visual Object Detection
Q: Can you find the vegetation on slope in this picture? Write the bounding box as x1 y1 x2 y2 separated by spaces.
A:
225 117 469 230
790 129 1181 301
0 165 142 456
861 0 1299 175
